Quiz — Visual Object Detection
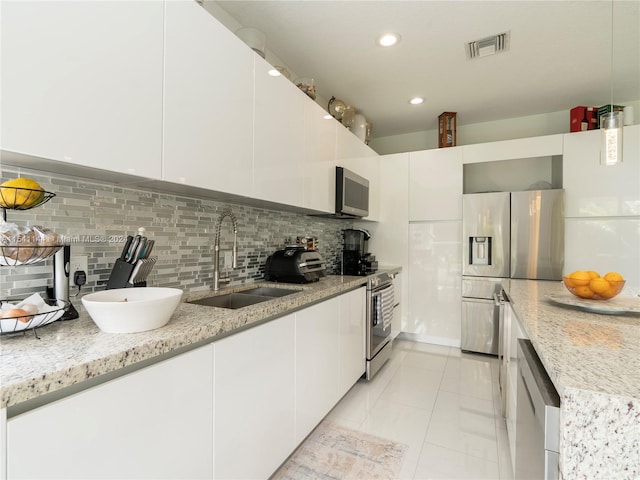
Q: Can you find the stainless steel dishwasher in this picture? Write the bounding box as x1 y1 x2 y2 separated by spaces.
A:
515 339 560 480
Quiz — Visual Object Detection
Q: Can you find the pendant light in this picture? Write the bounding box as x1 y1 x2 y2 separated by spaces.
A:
601 0 623 166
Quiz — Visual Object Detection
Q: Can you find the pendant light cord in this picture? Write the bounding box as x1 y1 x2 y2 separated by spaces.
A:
609 0 614 110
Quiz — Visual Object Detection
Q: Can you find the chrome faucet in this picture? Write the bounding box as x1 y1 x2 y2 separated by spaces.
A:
213 208 238 291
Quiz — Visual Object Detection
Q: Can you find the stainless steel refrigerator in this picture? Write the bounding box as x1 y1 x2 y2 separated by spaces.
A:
461 190 564 355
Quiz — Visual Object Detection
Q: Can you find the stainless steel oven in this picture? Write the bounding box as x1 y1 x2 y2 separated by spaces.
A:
365 272 394 380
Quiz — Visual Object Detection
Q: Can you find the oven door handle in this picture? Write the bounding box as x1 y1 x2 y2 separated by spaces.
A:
371 284 394 327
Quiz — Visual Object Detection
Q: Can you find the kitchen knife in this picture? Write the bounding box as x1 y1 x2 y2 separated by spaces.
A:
120 235 134 261
125 235 141 263
128 260 143 285
142 239 154 259
130 237 147 264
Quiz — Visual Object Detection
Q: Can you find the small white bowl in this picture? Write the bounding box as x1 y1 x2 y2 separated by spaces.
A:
82 287 183 333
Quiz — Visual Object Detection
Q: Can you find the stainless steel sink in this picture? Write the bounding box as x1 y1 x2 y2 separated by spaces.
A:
240 287 300 297
188 287 299 309
189 293 272 309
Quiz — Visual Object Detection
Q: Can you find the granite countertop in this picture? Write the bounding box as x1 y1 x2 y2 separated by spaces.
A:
0 274 372 409
503 279 640 479
504 279 640 400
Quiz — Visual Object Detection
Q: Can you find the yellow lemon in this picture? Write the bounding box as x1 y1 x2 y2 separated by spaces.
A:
589 277 610 294
0 178 45 208
586 270 600 279
604 272 624 282
568 270 591 287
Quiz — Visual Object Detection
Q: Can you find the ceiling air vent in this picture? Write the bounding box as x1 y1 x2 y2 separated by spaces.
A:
466 32 510 59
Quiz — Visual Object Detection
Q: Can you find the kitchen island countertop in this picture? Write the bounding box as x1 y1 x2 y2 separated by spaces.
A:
0 274 372 409
503 279 639 480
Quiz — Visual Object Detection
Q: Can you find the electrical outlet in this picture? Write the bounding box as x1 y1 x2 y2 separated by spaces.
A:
224 251 232 268
70 255 88 286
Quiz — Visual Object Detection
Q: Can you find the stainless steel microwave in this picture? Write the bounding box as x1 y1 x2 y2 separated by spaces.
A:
336 166 369 218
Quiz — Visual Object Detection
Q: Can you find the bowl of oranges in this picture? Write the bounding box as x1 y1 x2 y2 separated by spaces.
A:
563 271 625 300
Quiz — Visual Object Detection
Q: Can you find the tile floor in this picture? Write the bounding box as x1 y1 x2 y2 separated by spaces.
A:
325 338 514 480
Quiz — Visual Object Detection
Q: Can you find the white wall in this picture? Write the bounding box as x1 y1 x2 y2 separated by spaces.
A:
370 100 640 155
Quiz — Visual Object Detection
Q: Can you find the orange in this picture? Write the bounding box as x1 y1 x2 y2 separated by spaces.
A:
599 286 620 299
604 272 624 282
568 271 591 287
586 271 600 279
573 285 595 298
589 277 610 294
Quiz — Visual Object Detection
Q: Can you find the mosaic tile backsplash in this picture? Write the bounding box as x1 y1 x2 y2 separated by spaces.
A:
0 167 352 299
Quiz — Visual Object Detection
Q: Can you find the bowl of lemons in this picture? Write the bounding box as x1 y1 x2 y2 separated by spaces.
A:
563 271 625 300
0 177 52 210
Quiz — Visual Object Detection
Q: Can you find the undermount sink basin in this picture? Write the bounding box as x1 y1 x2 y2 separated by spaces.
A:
240 287 300 297
188 286 300 310
189 293 272 310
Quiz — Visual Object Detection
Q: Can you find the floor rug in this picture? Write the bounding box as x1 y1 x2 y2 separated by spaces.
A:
271 420 408 480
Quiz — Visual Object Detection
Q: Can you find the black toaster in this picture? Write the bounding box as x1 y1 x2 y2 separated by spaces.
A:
265 247 326 283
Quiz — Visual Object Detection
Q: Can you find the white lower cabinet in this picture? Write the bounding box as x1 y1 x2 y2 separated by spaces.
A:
295 297 341 443
504 301 527 475
7 345 214 479
4 288 366 480
214 314 296 480
339 287 366 394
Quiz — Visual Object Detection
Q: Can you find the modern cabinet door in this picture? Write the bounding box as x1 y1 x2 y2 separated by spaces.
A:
462 134 563 164
339 287 366 394
214 314 295 480
563 125 639 217
295 297 341 443
505 302 527 474
7 345 214 479
253 56 305 207
0 0 163 178
303 101 338 213
407 221 462 347
163 0 254 197
409 147 463 221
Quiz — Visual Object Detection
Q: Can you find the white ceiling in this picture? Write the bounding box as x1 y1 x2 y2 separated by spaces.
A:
213 0 640 139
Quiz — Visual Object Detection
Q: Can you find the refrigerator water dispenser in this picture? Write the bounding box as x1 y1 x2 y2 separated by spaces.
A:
469 236 492 266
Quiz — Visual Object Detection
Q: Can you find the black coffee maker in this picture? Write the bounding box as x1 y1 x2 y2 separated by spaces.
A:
341 228 378 276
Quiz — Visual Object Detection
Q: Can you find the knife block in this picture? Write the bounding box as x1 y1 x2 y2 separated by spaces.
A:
106 258 146 289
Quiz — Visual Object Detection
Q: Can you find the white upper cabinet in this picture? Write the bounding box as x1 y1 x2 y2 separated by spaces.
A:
563 125 639 217
253 56 305 207
303 102 338 213
462 134 563 164
163 0 254 197
0 0 163 178
409 147 463 221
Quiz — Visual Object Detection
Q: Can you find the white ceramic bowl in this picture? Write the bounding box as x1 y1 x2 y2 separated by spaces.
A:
81 287 183 333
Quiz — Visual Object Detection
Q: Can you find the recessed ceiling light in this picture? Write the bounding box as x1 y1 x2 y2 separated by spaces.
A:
323 114 333 120
409 97 424 105
268 68 281 77
377 33 400 47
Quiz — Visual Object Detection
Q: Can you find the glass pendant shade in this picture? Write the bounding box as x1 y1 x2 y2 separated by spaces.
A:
600 110 624 166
